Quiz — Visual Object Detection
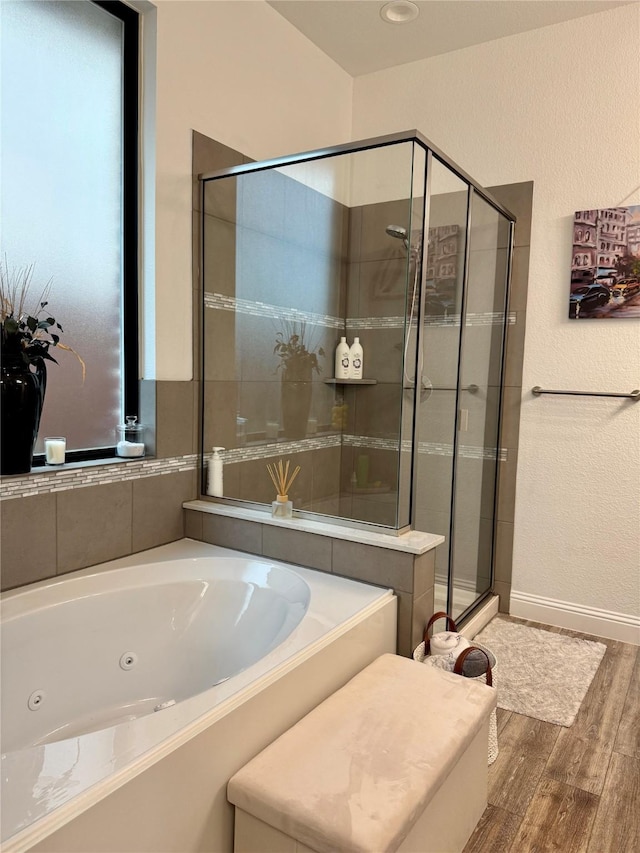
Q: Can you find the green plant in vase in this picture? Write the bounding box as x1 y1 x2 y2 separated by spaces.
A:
274 321 325 382
274 322 324 439
0 257 84 474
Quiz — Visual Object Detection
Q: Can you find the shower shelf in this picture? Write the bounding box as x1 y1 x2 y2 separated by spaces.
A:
324 378 377 385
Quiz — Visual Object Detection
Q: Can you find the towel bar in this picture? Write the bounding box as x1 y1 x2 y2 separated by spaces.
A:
532 386 640 399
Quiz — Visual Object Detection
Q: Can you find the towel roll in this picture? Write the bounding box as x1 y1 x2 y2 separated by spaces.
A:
429 631 470 656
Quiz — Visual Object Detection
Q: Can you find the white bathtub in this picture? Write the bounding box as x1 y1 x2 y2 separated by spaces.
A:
0 539 397 852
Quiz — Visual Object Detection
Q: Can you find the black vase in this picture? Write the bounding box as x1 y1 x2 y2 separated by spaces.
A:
0 355 47 475
281 365 313 440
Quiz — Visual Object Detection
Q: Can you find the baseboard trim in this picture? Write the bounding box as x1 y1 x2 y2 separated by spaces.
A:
510 590 640 645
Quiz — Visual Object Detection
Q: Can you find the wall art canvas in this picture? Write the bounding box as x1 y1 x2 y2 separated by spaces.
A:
570 205 640 318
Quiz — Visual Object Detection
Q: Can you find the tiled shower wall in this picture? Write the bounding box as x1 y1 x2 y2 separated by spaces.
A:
0 381 198 591
486 180 533 613
198 134 420 528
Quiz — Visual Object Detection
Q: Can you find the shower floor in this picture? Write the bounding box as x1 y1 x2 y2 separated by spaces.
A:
434 583 480 617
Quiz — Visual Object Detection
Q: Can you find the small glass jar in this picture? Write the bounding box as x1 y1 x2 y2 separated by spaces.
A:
271 495 293 519
116 416 145 458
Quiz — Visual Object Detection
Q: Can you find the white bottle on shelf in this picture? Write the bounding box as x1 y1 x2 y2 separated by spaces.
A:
335 336 350 379
207 447 225 497
349 337 364 379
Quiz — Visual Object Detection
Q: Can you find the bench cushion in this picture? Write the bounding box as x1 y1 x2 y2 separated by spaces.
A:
227 653 496 853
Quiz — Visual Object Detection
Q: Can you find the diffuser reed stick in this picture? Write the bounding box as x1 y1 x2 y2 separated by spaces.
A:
266 459 300 500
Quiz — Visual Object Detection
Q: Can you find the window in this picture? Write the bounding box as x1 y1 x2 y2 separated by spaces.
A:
1 0 139 462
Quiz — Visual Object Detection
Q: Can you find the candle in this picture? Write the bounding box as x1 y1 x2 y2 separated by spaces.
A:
45 437 66 465
266 421 279 440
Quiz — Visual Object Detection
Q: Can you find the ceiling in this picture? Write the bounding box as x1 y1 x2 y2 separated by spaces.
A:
267 1 634 77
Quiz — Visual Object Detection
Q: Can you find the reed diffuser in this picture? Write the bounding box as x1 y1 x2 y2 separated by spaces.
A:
267 459 300 519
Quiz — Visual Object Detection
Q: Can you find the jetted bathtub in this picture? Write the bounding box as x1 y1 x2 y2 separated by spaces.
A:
0 539 397 853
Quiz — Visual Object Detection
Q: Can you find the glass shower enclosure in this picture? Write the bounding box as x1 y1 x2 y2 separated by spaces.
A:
199 130 514 622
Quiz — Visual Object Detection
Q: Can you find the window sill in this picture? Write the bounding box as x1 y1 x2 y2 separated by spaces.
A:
1 455 154 481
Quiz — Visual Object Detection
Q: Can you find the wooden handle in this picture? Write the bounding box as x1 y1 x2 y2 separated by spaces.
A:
453 646 493 687
423 611 458 653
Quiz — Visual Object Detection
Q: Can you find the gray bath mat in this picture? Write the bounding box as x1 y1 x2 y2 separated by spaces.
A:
474 617 606 727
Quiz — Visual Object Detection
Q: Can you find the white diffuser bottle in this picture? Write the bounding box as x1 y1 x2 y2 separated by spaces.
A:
207 447 224 497
349 337 364 379
335 336 350 379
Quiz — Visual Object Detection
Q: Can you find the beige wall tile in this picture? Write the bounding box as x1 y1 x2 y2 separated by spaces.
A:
192 286 202 381
57 482 132 573
139 379 157 457
202 380 238 454
487 181 533 248
262 527 331 573
156 382 195 458
132 470 195 553
332 539 413 592
201 514 262 554
0 493 57 590
202 215 237 298
311 446 341 503
395 589 413 657
508 245 531 313
184 508 203 540
412 587 435 652
192 131 243 214
414 549 436 596
494 580 511 613
500 385 523 452
495 520 514 585
192 380 201 462
503 311 526 388
496 450 518 524
360 198 412 262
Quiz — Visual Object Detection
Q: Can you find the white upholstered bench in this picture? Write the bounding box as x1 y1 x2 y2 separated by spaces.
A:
227 653 496 853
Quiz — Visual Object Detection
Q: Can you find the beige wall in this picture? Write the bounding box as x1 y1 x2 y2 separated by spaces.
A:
351 4 640 630
151 0 353 380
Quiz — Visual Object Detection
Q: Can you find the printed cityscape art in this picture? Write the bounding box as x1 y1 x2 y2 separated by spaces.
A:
570 205 640 319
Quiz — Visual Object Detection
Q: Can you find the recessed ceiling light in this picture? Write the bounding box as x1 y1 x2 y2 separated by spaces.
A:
380 1 420 25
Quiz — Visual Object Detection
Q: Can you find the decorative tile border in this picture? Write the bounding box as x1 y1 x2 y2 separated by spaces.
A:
217 435 507 464
205 292 515 331
1 437 506 502
220 435 341 464
349 312 516 330
342 434 507 462
0 455 198 502
204 292 344 329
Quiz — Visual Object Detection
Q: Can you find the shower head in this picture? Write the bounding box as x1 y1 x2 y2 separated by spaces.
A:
386 224 408 241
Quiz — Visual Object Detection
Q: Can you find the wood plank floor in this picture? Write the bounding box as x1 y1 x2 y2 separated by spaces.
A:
463 616 639 853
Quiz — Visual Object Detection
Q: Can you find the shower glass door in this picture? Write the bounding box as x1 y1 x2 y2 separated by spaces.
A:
449 192 511 619
413 161 513 621
412 159 469 613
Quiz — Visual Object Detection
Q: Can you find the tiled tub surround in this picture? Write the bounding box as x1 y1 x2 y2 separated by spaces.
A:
0 380 199 592
184 500 443 657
